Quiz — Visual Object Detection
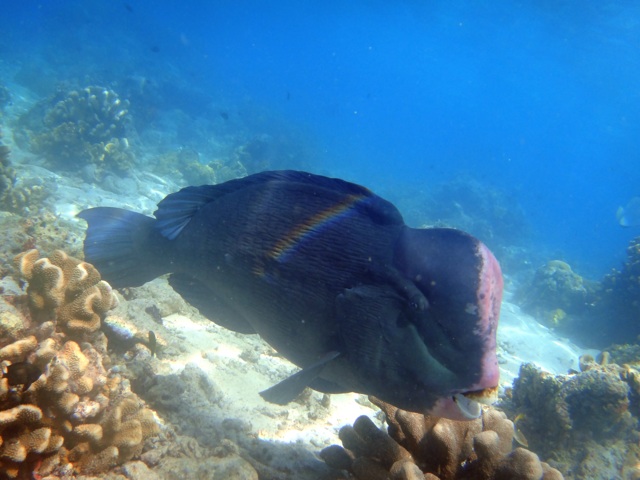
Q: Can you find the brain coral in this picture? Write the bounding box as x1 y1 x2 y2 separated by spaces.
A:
321 397 563 480
14 249 117 337
0 249 159 478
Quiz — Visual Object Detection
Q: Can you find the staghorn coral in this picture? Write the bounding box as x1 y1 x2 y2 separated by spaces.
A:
14 249 117 337
0 250 160 478
321 397 563 480
16 86 135 178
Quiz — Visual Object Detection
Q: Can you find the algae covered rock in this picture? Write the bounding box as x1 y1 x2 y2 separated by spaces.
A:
520 260 590 315
507 361 639 478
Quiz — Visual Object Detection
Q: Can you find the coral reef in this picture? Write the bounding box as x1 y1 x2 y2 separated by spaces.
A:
0 212 85 281
592 235 640 345
517 260 593 324
608 342 640 366
0 249 160 478
152 147 247 186
518 236 640 347
14 249 117 337
399 175 530 247
0 145 50 215
505 361 640 478
16 86 135 178
321 396 563 480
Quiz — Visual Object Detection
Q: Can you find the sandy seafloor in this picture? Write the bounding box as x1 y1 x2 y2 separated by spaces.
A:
0 141 599 479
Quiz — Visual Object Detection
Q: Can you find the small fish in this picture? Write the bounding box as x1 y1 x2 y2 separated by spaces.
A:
145 305 163 325
79 170 503 420
513 413 529 447
219 111 229 121
617 197 640 227
6 361 42 391
148 331 157 357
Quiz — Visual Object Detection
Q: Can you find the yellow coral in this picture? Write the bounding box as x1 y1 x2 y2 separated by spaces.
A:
548 308 567 328
0 336 38 362
14 249 117 336
2 250 160 477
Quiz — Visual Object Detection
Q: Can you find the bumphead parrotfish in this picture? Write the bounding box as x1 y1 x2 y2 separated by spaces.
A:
79 170 503 420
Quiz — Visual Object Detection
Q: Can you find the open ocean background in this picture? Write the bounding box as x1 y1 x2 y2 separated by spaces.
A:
3 4 640 479
3 0 640 277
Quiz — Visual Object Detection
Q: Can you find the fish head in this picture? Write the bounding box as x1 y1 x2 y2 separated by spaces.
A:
391 227 503 420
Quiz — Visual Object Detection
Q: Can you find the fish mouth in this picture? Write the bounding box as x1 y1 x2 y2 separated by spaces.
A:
453 386 499 419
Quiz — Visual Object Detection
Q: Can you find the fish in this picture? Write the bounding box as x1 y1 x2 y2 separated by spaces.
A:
617 197 640 227
148 330 157 357
78 170 503 420
512 413 529 447
5 361 42 391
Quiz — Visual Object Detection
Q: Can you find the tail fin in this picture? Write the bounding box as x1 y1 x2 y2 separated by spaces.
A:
78 207 170 288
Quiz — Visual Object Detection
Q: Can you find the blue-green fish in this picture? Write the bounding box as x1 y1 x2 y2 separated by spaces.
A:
78 170 503 420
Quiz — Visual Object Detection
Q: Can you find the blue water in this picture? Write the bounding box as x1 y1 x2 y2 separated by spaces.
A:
4 1 640 277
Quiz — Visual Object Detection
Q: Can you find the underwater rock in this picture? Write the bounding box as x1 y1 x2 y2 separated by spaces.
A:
321 397 563 480
507 361 639 478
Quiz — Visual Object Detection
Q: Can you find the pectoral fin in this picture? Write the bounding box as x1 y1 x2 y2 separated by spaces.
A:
259 351 341 404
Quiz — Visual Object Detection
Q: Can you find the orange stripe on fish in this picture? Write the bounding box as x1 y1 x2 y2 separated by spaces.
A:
268 193 365 262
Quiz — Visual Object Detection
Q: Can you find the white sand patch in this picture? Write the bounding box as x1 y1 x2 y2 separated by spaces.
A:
497 300 599 387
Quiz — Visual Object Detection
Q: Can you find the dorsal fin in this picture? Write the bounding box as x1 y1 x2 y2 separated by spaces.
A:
154 170 403 240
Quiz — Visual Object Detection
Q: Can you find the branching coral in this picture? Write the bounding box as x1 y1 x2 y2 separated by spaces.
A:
16 86 135 177
14 249 117 337
321 397 563 480
0 249 159 478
